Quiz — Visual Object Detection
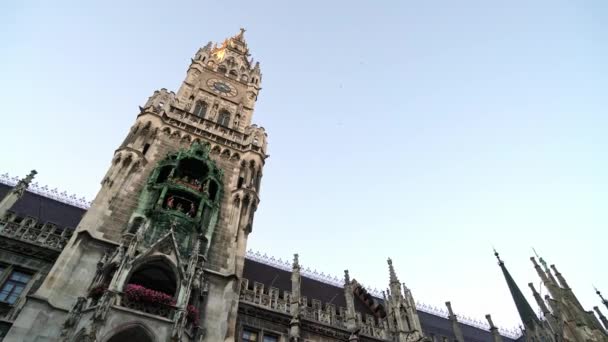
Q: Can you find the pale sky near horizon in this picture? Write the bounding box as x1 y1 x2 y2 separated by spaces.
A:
1 0 607 331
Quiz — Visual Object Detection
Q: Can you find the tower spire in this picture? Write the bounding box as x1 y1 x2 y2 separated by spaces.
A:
494 250 542 331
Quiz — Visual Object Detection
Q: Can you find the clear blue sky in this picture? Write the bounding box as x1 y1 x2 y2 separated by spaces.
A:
1 0 606 330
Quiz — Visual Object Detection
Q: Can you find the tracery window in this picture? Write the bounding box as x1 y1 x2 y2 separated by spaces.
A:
218 110 231 127
193 101 208 118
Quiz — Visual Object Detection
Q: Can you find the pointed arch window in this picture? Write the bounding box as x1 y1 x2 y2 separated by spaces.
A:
193 101 208 118
218 110 231 127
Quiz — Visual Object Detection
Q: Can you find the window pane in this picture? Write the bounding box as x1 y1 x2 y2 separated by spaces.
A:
0 270 31 304
242 330 258 342
263 335 278 342
7 294 18 304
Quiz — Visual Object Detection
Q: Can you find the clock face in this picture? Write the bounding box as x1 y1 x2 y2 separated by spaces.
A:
206 79 237 97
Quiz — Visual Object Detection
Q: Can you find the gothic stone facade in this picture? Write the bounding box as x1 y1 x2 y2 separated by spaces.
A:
0 30 606 342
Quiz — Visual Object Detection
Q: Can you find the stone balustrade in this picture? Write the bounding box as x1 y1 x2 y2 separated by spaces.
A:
0 221 70 251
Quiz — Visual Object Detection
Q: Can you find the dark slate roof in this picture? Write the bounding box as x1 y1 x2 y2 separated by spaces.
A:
0 183 86 229
243 258 374 315
243 258 520 342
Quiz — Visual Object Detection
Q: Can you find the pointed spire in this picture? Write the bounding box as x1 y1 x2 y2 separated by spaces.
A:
531 257 561 300
528 283 551 317
388 258 399 284
13 170 37 196
596 287 608 311
494 250 541 331
550 264 570 289
0 170 37 218
539 256 559 287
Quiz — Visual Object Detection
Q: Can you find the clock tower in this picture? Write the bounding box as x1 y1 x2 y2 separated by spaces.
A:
6 29 268 342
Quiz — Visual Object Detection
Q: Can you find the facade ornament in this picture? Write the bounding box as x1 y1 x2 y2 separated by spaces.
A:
59 296 86 340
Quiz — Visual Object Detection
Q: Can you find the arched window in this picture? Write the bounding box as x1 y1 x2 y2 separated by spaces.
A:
192 101 207 118
217 110 231 127
229 70 238 78
218 65 227 74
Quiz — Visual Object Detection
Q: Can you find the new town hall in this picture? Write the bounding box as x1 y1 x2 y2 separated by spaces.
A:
0 30 606 342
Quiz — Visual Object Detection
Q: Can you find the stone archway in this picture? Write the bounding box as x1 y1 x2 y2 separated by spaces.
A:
104 323 155 342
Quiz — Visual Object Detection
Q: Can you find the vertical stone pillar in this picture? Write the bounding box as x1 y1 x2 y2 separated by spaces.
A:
289 254 301 341
344 270 357 331
445 301 465 342
485 314 503 342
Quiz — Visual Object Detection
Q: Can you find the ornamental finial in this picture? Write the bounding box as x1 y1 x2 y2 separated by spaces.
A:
493 248 504 266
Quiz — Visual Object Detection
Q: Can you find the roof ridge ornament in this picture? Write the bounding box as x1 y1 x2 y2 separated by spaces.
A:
0 171 91 209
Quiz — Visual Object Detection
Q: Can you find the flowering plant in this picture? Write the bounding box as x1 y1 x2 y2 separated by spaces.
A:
187 304 200 326
124 284 176 306
88 284 107 300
